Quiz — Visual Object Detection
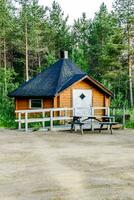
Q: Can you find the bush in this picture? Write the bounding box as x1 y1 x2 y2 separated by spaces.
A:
125 109 134 129
125 121 134 129
0 68 18 129
0 97 17 129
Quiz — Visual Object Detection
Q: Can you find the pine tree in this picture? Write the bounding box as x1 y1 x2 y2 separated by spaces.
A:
71 13 91 72
113 0 134 107
47 1 71 58
0 0 14 93
15 0 33 81
89 3 124 94
28 0 46 72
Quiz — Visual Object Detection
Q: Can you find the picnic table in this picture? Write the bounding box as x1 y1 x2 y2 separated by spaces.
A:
98 115 118 134
70 116 96 135
70 115 118 134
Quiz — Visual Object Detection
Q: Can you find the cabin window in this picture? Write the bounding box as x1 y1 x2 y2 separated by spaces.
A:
29 99 43 109
79 93 86 100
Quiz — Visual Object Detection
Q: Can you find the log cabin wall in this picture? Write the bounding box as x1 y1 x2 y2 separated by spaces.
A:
54 79 110 116
15 98 53 110
105 95 110 107
15 99 29 110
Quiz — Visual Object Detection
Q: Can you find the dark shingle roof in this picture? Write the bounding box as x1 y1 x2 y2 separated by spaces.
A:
9 59 86 97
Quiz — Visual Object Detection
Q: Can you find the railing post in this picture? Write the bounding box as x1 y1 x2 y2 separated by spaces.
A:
18 112 21 130
107 107 110 116
113 108 115 122
59 110 62 117
65 108 67 117
123 107 125 129
91 107 94 131
50 110 53 131
25 112 28 132
64 108 67 125
73 107 75 116
42 111 45 128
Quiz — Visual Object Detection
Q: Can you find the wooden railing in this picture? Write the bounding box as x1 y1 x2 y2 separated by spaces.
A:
15 107 110 131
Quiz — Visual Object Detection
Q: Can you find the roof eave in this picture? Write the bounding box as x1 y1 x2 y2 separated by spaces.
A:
55 75 113 97
85 75 113 97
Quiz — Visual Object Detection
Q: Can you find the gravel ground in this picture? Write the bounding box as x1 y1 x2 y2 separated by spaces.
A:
0 128 134 200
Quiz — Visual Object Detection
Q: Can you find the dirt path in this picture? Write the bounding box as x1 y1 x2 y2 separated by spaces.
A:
0 128 134 200
32 135 86 200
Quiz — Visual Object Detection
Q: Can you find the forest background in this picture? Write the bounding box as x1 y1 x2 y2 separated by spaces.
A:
0 0 134 128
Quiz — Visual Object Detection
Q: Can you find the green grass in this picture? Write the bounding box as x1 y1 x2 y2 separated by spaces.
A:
125 121 134 128
110 107 134 129
125 109 134 129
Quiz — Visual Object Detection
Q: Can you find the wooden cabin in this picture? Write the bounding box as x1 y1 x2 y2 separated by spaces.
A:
9 52 113 117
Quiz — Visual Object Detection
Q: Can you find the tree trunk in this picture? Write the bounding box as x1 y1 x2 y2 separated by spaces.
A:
36 38 41 69
25 22 29 81
0 38 2 68
38 52 41 68
127 22 133 107
4 38 7 94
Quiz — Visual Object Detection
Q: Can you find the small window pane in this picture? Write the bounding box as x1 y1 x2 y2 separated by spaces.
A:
79 93 86 100
31 99 42 108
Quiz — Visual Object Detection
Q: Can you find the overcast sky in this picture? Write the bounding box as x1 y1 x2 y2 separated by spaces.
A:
39 0 113 24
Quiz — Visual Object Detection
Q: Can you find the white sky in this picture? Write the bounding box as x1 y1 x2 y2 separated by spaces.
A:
39 0 113 24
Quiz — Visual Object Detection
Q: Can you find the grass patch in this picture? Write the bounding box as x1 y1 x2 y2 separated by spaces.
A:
125 109 134 129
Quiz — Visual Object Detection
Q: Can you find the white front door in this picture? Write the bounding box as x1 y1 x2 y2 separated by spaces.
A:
73 89 92 116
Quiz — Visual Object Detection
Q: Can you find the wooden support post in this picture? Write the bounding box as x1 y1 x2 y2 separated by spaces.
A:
18 112 21 130
91 107 94 131
64 109 67 125
50 110 53 131
25 112 28 132
42 112 45 128
107 107 110 116
123 107 126 129
113 108 115 122
65 109 67 117
73 107 75 116
107 107 110 130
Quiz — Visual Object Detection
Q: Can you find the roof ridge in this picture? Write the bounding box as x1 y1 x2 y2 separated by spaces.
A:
55 59 66 95
56 74 86 95
55 74 74 95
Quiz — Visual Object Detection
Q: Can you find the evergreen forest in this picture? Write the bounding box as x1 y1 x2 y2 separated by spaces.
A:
0 0 134 128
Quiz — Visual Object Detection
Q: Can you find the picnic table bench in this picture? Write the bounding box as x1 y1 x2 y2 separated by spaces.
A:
99 122 118 134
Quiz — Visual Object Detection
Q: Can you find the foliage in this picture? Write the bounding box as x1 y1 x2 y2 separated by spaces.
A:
125 109 134 128
0 97 17 128
0 0 134 128
0 68 18 128
111 92 128 108
113 0 134 107
71 13 91 72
